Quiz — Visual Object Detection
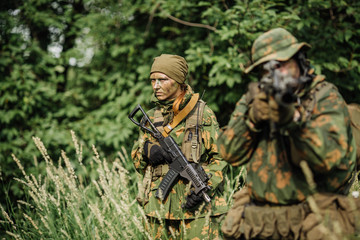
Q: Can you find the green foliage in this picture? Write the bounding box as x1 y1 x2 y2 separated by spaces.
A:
1 0 360 214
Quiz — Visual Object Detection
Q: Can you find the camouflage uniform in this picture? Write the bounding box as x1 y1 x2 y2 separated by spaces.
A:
132 85 228 239
218 76 355 204
218 28 357 239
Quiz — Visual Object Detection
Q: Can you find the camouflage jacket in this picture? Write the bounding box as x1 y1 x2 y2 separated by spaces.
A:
217 76 356 205
131 85 228 219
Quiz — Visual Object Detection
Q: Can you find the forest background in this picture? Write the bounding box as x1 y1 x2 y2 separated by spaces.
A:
1 0 360 239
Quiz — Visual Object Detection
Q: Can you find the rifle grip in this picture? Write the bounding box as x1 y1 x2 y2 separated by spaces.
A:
155 168 180 200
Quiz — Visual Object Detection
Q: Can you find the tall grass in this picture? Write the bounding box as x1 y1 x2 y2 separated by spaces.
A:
1 132 153 239
0 131 244 239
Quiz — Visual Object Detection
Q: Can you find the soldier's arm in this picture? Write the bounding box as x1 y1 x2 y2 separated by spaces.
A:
287 87 356 173
131 130 151 175
217 93 259 166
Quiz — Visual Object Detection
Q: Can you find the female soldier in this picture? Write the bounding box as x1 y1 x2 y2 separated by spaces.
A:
131 54 228 239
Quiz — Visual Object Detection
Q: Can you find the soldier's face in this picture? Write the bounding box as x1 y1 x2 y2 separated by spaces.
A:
150 72 182 101
277 58 300 80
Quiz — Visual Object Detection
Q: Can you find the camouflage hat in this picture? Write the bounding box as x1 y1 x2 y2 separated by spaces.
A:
245 28 311 73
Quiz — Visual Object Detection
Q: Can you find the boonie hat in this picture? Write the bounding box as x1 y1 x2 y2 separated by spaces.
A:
245 28 311 73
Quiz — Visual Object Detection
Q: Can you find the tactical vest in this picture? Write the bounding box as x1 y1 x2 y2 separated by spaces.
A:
153 100 206 163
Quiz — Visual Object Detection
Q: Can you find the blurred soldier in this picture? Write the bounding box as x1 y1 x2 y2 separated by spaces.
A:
218 28 359 239
131 54 228 239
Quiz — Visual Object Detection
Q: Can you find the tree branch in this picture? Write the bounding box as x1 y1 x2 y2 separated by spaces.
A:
166 14 217 32
145 3 161 36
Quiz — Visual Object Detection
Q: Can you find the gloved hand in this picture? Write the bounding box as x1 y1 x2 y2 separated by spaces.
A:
248 84 295 126
248 91 270 125
143 141 170 166
268 97 295 126
183 190 204 210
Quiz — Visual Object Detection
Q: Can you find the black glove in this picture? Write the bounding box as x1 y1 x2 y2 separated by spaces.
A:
143 141 169 166
183 190 204 210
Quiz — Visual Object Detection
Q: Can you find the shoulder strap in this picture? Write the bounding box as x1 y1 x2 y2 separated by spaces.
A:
153 98 206 163
162 93 200 137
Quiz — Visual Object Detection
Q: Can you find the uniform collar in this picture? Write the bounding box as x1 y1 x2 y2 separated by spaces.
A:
151 84 194 111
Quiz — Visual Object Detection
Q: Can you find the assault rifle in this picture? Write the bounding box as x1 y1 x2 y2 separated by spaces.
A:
260 60 298 106
259 60 299 137
128 104 211 204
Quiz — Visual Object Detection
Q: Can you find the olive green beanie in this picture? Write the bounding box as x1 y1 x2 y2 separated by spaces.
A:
150 54 188 84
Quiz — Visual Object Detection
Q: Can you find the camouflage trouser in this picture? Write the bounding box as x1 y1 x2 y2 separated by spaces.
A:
147 215 224 240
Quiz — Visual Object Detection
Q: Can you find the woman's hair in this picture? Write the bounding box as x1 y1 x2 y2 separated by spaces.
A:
172 84 187 115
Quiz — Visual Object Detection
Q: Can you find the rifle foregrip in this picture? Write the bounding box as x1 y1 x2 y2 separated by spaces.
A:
155 168 179 200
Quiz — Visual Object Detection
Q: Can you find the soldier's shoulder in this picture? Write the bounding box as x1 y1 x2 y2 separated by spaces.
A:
146 107 158 116
201 104 220 127
202 104 216 117
311 79 342 101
